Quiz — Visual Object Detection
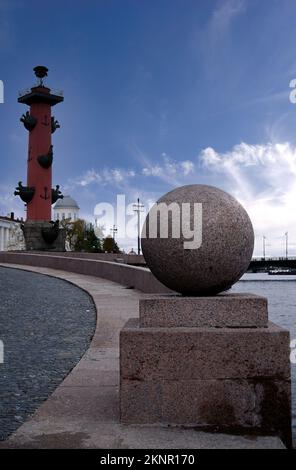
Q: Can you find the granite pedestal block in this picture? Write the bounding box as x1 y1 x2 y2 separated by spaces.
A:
139 293 268 328
23 221 66 252
120 295 292 447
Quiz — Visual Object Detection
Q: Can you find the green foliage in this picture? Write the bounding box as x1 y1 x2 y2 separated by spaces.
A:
60 218 102 252
81 224 102 253
102 236 121 253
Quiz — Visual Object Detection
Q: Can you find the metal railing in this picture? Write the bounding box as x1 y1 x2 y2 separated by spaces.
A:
18 88 32 97
18 87 63 98
49 88 64 97
251 256 296 261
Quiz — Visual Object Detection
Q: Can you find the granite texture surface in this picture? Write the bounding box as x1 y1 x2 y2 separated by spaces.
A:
120 317 292 446
141 184 254 295
139 293 268 327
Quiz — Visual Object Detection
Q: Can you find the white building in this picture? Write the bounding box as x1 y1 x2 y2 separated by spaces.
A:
0 215 25 251
53 196 80 222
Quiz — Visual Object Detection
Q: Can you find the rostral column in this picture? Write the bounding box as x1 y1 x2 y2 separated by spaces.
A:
15 66 65 250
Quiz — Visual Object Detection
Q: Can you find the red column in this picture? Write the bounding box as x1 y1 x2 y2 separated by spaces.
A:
27 89 52 221
17 67 64 223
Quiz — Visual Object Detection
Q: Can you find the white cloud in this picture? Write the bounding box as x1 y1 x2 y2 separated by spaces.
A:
78 169 101 186
0 183 24 219
201 141 296 256
142 165 163 177
181 160 195 176
197 0 246 77
210 0 245 36
135 141 296 256
142 156 195 181
73 167 136 188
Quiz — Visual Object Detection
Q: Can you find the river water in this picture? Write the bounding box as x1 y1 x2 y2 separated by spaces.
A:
231 273 296 439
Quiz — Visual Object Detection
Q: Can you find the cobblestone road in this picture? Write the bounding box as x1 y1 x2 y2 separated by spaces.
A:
0 266 96 440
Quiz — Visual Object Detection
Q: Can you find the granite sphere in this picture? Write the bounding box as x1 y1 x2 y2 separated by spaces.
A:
141 184 254 295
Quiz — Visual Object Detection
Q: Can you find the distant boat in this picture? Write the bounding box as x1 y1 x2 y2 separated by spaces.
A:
268 268 296 275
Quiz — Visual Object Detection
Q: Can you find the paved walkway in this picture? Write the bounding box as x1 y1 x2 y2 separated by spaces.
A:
0 264 285 449
0 266 96 441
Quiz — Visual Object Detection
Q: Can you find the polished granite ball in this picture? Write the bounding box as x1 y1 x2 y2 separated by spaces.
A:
141 184 254 296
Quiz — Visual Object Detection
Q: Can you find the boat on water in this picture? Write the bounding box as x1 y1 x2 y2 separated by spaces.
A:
268 268 296 275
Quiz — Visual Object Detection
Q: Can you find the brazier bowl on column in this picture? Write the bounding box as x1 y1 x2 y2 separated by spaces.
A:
119 184 292 447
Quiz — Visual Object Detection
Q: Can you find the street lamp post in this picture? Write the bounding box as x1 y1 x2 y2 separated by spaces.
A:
133 198 144 255
263 235 266 259
110 224 117 239
285 231 288 259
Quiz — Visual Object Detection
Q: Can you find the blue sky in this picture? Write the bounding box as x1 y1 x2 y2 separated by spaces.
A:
1 0 296 254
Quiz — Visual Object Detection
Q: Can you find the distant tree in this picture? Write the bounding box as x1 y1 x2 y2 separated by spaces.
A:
60 218 102 252
94 223 105 239
60 218 83 251
82 224 102 252
102 235 121 253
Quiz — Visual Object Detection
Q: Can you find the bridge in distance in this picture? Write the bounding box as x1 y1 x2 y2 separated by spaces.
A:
248 257 296 272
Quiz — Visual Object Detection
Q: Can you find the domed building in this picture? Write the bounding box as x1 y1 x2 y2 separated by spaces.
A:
53 195 80 222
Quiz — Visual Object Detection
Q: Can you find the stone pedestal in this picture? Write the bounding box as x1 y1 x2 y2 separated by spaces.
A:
22 220 66 251
120 294 292 447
